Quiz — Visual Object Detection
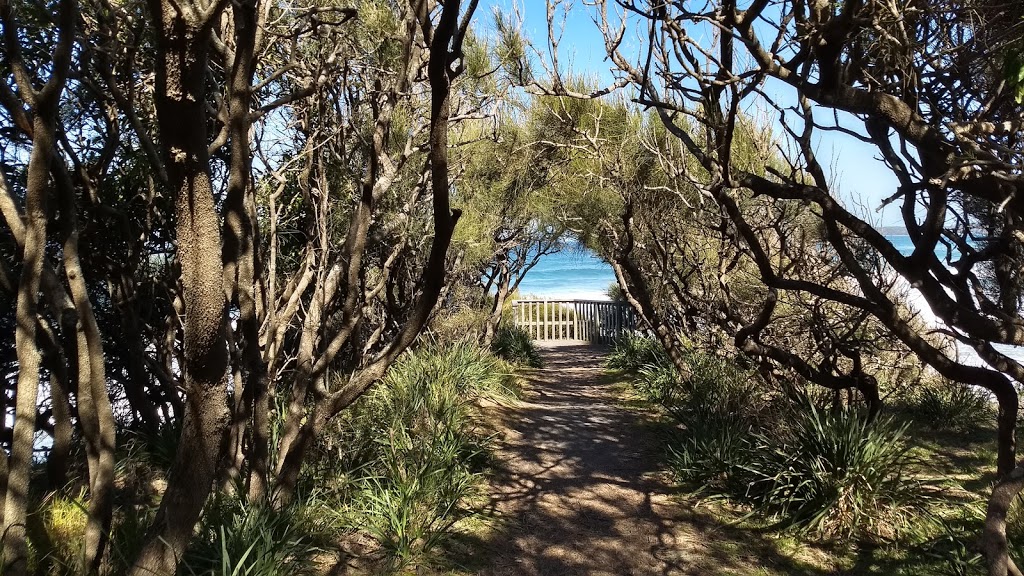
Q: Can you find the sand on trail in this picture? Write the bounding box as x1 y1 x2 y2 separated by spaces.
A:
474 342 809 576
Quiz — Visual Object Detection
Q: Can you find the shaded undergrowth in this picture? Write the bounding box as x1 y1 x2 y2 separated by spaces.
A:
608 333 1015 575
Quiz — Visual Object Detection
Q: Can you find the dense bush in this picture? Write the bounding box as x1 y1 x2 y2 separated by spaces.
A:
491 325 542 367
671 404 922 541
606 333 667 372
744 407 922 540
27 493 88 575
616 336 922 542
906 384 993 432
183 499 319 576
669 405 753 497
302 340 517 571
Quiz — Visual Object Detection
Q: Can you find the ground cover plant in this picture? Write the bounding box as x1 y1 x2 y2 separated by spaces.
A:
610 334 1013 574
490 325 543 368
296 340 518 572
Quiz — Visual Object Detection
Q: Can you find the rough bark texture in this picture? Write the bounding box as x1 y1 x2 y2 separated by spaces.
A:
56 161 116 572
130 1 230 574
3 108 54 576
0 1 75 572
218 0 267 501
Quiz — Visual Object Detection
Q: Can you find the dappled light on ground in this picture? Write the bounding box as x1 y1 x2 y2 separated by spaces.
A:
470 343 831 576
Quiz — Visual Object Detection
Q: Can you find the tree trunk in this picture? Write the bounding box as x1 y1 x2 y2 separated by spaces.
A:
2 111 53 575
55 159 116 573
130 2 230 574
985 463 1024 576
481 261 510 346
0 0 76 562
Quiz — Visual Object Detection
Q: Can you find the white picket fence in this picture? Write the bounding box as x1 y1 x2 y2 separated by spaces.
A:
511 299 637 344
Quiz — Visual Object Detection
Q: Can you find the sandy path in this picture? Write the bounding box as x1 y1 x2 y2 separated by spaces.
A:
471 342 831 576
474 343 719 575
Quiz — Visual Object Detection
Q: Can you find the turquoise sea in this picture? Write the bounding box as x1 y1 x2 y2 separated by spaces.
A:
520 234 1023 366
519 235 920 300
516 244 617 300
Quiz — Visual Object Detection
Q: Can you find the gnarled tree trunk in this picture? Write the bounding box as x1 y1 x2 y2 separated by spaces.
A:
130 1 230 574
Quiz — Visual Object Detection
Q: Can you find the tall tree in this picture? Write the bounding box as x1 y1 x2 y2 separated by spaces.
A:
585 0 1024 572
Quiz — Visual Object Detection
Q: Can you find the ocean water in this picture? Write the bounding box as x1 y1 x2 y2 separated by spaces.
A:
517 235 1022 365
515 245 617 300
518 236 920 300
518 235 929 300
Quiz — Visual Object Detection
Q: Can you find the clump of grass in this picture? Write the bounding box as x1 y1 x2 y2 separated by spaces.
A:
672 405 923 541
745 407 923 540
302 340 516 572
29 492 88 575
491 324 542 367
619 340 924 543
908 384 993 432
606 333 666 372
634 355 679 405
669 405 753 497
183 497 319 576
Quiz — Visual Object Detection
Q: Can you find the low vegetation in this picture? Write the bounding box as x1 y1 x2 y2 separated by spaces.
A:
610 334 1012 574
23 341 519 575
490 325 543 368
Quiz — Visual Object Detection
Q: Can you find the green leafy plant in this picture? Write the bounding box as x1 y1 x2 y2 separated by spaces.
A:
607 333 666 372
490 324 542 367
744 406 923 541
182 498 318 576
910 385 993 432
669 405 754 497
634 356 679 404
304 341 514 571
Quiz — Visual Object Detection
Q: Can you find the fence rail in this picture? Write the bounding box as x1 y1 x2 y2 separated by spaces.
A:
511 299 637 345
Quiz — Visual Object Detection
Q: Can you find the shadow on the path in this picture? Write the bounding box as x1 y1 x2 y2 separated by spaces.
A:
442 343 836 576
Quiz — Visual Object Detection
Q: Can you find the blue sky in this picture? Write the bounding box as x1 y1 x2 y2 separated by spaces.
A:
477 0 904 227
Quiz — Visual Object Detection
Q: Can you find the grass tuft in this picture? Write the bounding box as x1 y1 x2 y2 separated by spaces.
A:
490 325 542 367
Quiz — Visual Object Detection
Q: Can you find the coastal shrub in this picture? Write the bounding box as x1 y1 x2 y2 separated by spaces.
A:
491 324 542 367
28 493 88 575
656 347 922 542
634 355 679 405
183 498 318 576
607 333 666 372
744 406 922 540
677 349 765 416
665 352 766 496
669 405 754 496
908 384 992 432
302 340 515 570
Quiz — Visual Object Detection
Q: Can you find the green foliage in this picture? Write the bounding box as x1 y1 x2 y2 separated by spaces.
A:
490 325 542 367
1006 48 1024 104
106 506 158 576
183 498 318 576
634 356 679 405
669 405 753 497
606 282 625 301
622 338 923 543
743 407 922 540
907 385 993 432
672 404 922 541
606 333 666 372
305 341 515 571
29 493 88 575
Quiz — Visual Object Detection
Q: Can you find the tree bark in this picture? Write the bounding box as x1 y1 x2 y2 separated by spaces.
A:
54 160 116 573
0 1 75 572
130 1 230 574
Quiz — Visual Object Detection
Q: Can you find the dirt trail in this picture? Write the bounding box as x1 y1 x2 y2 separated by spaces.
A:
475 342 822 576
